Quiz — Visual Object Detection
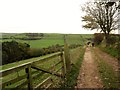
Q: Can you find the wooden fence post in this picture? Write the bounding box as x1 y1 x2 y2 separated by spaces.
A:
64 35 71 75
60 52 66 77
25 64 33 90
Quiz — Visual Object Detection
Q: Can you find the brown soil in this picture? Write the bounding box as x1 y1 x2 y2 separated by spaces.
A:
76 47 103 88
94 47 119 74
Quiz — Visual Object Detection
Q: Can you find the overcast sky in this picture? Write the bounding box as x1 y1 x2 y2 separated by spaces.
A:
0 0 118 34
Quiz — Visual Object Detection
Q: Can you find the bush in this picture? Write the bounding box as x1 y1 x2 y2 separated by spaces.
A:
94 33 104 45
99 34 120 60
2 41 30 65
28 48 44 57
2 41 81 65
107 35 118 45
28 44 63 58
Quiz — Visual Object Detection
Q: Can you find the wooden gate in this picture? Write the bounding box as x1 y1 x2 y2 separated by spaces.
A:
0 35 79 89
0 52 66 89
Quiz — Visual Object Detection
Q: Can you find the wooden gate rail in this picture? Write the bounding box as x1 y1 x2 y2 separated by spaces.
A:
31 65 63 78
31 60 63 87
1 73 28 88
33 66 63 89
0 63 30 77
32 52 62 64
34 76 52 89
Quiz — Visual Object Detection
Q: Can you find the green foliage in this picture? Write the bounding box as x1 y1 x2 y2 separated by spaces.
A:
82 15 98 30
2 39 82 65
2 41 30 65
94 33 119 46
107 36 118 45
28 44 63 57
28 48 45 57
82 15 94 22
26 33 39 37
2 41 63 65
100 46 119 60
28 44 81 58
24 33 44 40
98 34 119 59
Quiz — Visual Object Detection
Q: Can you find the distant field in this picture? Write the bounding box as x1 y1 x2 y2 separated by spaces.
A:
1 33 93 48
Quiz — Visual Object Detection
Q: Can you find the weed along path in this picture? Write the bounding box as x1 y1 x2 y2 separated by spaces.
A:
76 47 103 88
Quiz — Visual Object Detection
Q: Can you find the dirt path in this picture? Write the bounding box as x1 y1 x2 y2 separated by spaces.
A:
76 47 103 88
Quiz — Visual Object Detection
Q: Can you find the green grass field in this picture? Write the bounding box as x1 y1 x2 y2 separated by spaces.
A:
1 33 93 48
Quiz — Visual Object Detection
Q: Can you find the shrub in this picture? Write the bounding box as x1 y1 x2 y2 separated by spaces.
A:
2 41 81 65
28 44 63 58
2 41 30 65
107 36 117 45
94 33 104 45
28 48 44 57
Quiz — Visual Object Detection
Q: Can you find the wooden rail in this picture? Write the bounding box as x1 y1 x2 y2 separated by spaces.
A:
0 52 66 89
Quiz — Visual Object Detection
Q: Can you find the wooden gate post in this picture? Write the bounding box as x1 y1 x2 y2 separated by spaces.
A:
25 64 33 90
60 52 66 77
64 35 71 75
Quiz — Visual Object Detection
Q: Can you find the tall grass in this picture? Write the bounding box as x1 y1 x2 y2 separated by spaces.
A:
60 47 85 88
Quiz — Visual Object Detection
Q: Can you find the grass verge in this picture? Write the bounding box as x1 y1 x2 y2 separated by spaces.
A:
99 46 119 60
92 48 119 89
60 47 85 89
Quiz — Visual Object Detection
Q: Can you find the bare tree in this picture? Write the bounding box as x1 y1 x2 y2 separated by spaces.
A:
82 1 119 46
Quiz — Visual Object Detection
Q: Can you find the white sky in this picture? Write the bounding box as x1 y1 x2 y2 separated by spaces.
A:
0 0 118 34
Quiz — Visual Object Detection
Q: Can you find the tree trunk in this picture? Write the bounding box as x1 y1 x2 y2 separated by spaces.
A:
105 33 110 47
101 33 110 47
